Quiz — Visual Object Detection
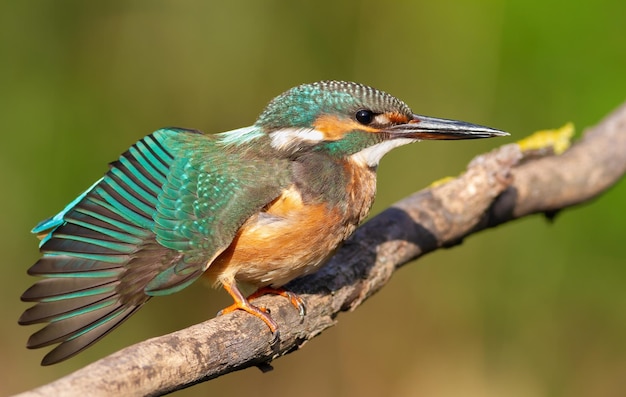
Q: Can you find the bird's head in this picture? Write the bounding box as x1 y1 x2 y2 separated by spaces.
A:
254 81 507 167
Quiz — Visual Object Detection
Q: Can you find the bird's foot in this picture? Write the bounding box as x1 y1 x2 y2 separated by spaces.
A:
218 283 306 336
247 287 306 317
218 282 279 333
218 298 279 334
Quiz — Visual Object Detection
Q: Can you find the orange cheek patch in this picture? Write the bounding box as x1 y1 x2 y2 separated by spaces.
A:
313 114 380 140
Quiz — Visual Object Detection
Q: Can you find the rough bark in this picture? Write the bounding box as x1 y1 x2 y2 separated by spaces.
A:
14 102 626 397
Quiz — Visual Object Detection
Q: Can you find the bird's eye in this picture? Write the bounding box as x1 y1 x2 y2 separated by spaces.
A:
355 109 374 125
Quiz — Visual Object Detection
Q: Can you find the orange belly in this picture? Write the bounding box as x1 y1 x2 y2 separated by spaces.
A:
204 186 358 288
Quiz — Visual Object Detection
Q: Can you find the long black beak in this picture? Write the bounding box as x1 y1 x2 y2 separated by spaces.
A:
389 114 508 140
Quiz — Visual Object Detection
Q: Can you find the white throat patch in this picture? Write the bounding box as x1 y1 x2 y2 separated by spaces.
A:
350 138 416 167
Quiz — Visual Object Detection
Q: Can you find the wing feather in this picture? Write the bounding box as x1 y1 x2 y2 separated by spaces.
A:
20 127 288 364
21 129 192 364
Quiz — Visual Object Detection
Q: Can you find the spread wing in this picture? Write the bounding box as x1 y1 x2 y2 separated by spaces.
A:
19 127 285 365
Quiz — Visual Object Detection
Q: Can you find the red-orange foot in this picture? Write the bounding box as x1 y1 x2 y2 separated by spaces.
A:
248 287 306 317
218 283 306 333
219 282 279 333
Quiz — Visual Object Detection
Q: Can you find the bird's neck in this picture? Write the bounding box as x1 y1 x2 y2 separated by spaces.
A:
215 129 378 225
291 152 377 225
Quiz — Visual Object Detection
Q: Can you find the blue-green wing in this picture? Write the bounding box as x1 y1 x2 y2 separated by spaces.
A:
19 127 284 365
144 134 287 294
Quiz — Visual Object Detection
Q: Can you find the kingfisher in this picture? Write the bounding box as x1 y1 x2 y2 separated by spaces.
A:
19 81 507 365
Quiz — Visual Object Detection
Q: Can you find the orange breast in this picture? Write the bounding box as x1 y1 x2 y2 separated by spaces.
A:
205 186 354 288
205 159 378 289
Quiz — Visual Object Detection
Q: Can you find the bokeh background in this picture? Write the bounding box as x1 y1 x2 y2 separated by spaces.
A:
2 1 625 396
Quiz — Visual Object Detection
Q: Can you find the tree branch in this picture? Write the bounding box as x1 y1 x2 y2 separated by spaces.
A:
14 102 626 397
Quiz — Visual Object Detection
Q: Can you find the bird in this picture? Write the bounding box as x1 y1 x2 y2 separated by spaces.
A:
19 80 507 366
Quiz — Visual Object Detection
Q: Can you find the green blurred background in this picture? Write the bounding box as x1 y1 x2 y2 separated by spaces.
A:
2 1 625 396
